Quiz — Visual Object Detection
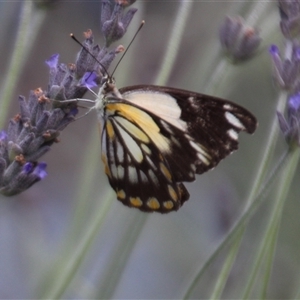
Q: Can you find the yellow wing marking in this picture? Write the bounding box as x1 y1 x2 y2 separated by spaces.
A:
147 197 160 210
130 197 143 207
117 190 126 200
106 103 170 153
163 201 174 210
106 120 115 139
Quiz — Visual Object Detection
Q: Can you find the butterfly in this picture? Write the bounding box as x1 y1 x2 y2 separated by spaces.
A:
93 78 257 213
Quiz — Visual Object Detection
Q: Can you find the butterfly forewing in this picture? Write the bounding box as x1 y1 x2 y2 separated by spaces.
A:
99 84 257 213
120 85 257 174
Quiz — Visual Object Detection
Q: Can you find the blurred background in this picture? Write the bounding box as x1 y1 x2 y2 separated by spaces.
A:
0 1 299 299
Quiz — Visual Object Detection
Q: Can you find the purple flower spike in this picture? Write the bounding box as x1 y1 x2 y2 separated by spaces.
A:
0 0 138 196
101 0 137 47
219 16 261 60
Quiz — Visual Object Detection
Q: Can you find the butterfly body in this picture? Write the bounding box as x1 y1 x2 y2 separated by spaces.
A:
96 79 257 213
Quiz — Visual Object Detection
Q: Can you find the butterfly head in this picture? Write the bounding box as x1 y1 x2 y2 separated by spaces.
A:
99 75 122 100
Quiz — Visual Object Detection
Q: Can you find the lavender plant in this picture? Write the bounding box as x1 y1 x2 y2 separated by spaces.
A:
0 0 136 197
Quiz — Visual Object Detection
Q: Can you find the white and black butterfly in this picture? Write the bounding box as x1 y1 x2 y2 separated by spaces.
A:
94 79 257 213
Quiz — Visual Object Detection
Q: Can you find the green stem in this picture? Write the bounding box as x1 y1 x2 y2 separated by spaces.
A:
209 90 286 299
259 222 280 300
0 1 33 127
242 149 299 299
0 1 46 128
259 149 300 299
182 149 289 300
245 1 271 27
154 0 193 86
241 222 274 299
203 1 273 96
209 236 243 299
244 91 287 210
38 126 110 297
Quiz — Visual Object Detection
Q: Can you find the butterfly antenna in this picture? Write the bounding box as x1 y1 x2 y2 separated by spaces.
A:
110 20 145 78
70 33 110 78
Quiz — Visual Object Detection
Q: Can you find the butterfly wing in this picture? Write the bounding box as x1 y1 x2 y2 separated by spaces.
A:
101 101 189 213
120 85 257 175
100 85 257 213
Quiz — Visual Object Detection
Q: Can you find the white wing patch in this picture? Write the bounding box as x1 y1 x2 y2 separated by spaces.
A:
116 124 143 163
148 169 159 186
116 141 124 163
111 164 118 179
227 129 238 140
117 165 125 179
128 165 138 183
225 111 245 130
188 139 211 165
122 90 187 131
141 143 151 155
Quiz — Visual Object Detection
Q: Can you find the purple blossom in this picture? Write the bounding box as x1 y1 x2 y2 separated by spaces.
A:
101 0 137 46
219 16 261 60
45 53 59 69
81 71 99 89
277 92 300 147
0 131 7 141
33 162 48 179
288 93 300 111
23 162 34 174
269 43 300 90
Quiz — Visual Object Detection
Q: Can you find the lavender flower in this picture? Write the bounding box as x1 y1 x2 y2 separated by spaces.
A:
269 43 300 90
219 16 261 61
277 93 300 147
279 0 300 39
46 31 123 102
0 0 137 196
101 0 137 46
0 88 76 196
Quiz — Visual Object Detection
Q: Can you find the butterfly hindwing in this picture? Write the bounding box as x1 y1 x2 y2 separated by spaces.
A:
101 103 189 213
100 84 257 213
